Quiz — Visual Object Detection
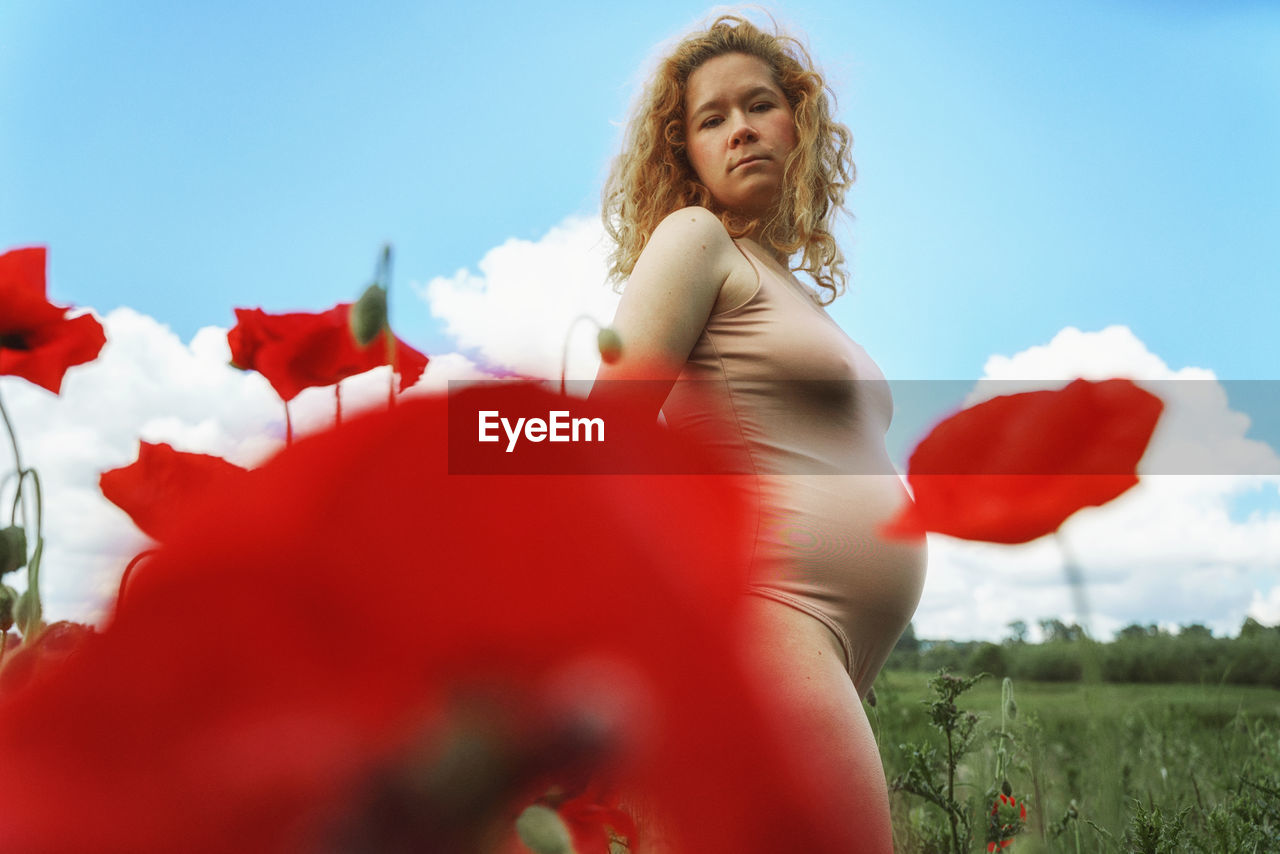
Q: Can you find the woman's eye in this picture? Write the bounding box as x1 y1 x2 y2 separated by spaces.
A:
751 102 774 112
700 116 723 129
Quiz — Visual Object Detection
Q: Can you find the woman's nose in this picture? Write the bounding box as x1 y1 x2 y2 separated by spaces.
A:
730 117 759 146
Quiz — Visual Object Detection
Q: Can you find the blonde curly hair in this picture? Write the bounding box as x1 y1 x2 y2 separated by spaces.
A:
602 13 855 304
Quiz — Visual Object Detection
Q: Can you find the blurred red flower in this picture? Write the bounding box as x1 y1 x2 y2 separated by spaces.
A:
502 780 636 854
227 304 427 402
0 385 862 854
987 792 1028 851
99 442 248 542
0 621 93 695
882 378 1163 544
556 788 636 854
0 247 106 394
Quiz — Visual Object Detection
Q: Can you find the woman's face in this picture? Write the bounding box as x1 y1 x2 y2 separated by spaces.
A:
683 52 797 219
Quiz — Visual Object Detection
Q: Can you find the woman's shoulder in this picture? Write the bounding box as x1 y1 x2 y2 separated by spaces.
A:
623 206 741 297
647 206 737 258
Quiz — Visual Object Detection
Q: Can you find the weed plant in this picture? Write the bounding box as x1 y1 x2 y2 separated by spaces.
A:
871 670 1280 853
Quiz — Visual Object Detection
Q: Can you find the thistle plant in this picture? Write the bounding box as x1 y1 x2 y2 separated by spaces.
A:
891 670 988 854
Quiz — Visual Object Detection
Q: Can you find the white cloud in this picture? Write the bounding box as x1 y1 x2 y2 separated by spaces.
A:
1248 585 1280 625
415 229 1280 642
911 325 1280 641
414 216 622 381
1 308 490 626
12 236 1276 648
2 216 621 629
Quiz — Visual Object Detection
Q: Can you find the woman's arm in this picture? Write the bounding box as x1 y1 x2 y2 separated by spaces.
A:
590 206 739 417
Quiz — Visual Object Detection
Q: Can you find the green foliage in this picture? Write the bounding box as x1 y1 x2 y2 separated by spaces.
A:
889 670 991 854
875 671 1280 854
886 625 1280 688
1009 641 1083 682
897 621 921 653
1125 802 1191 854
1038 618 1085 644
1005 620 1028 645
1200 778 1280 854
967 643 1007 680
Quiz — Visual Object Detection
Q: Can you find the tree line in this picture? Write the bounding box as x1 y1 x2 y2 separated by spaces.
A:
885 618 1280 686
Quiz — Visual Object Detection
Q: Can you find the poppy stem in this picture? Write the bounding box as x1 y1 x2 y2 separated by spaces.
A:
0 390 41 625
23 532 43 639
117 548 159 607
0 388 25 521
284 401 293 446
1055 531 1102 687
560 314 601 396
378 243 396 411
21 468 42 555
385 328 396 410
1055 531 1091 636
335 383 342 426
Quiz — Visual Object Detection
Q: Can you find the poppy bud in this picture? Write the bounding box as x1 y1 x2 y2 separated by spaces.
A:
596 327 623 364
0 526 26 575
0 585 16 632
349 283 389 347
13 588 39 636
515 804 574 854
1001 779 1012 797
1001 677 1017 721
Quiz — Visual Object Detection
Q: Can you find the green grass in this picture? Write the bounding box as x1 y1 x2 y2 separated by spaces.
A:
869 671 1280 853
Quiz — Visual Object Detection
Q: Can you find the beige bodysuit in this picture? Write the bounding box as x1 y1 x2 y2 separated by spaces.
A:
661 241 927 699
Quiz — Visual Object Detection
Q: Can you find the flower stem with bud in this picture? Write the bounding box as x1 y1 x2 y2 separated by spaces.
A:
350 244 395 410
1 388 25 522
0 388 44 641
560 315 623 396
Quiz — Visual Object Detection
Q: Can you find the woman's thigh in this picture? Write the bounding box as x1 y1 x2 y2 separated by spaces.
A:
739 597 893 852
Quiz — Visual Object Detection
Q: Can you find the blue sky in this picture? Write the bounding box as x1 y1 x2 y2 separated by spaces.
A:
5 0 1278 379
2 1 1278 639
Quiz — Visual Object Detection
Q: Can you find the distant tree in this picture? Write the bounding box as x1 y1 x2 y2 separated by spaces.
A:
895 621 920 653
1179 623 1213 640
1117 623 1158 641
1005 620 1028 645
1038 618 1084 643
1239 616 1272 638
967 642 1007 678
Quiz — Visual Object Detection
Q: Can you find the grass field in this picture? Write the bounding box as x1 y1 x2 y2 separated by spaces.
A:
870 670 1280 853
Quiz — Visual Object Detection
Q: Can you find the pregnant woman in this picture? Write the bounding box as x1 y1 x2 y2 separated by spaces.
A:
593 14 927 849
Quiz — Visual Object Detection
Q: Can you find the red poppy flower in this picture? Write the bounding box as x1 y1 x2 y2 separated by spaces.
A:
99 442 248 542
506 780 636 854
556 788 636 854
0 621 92 694
0 385 863 854
882 379 1163 544
227 304 427 402
987 792 1028 851
0 247 106 394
